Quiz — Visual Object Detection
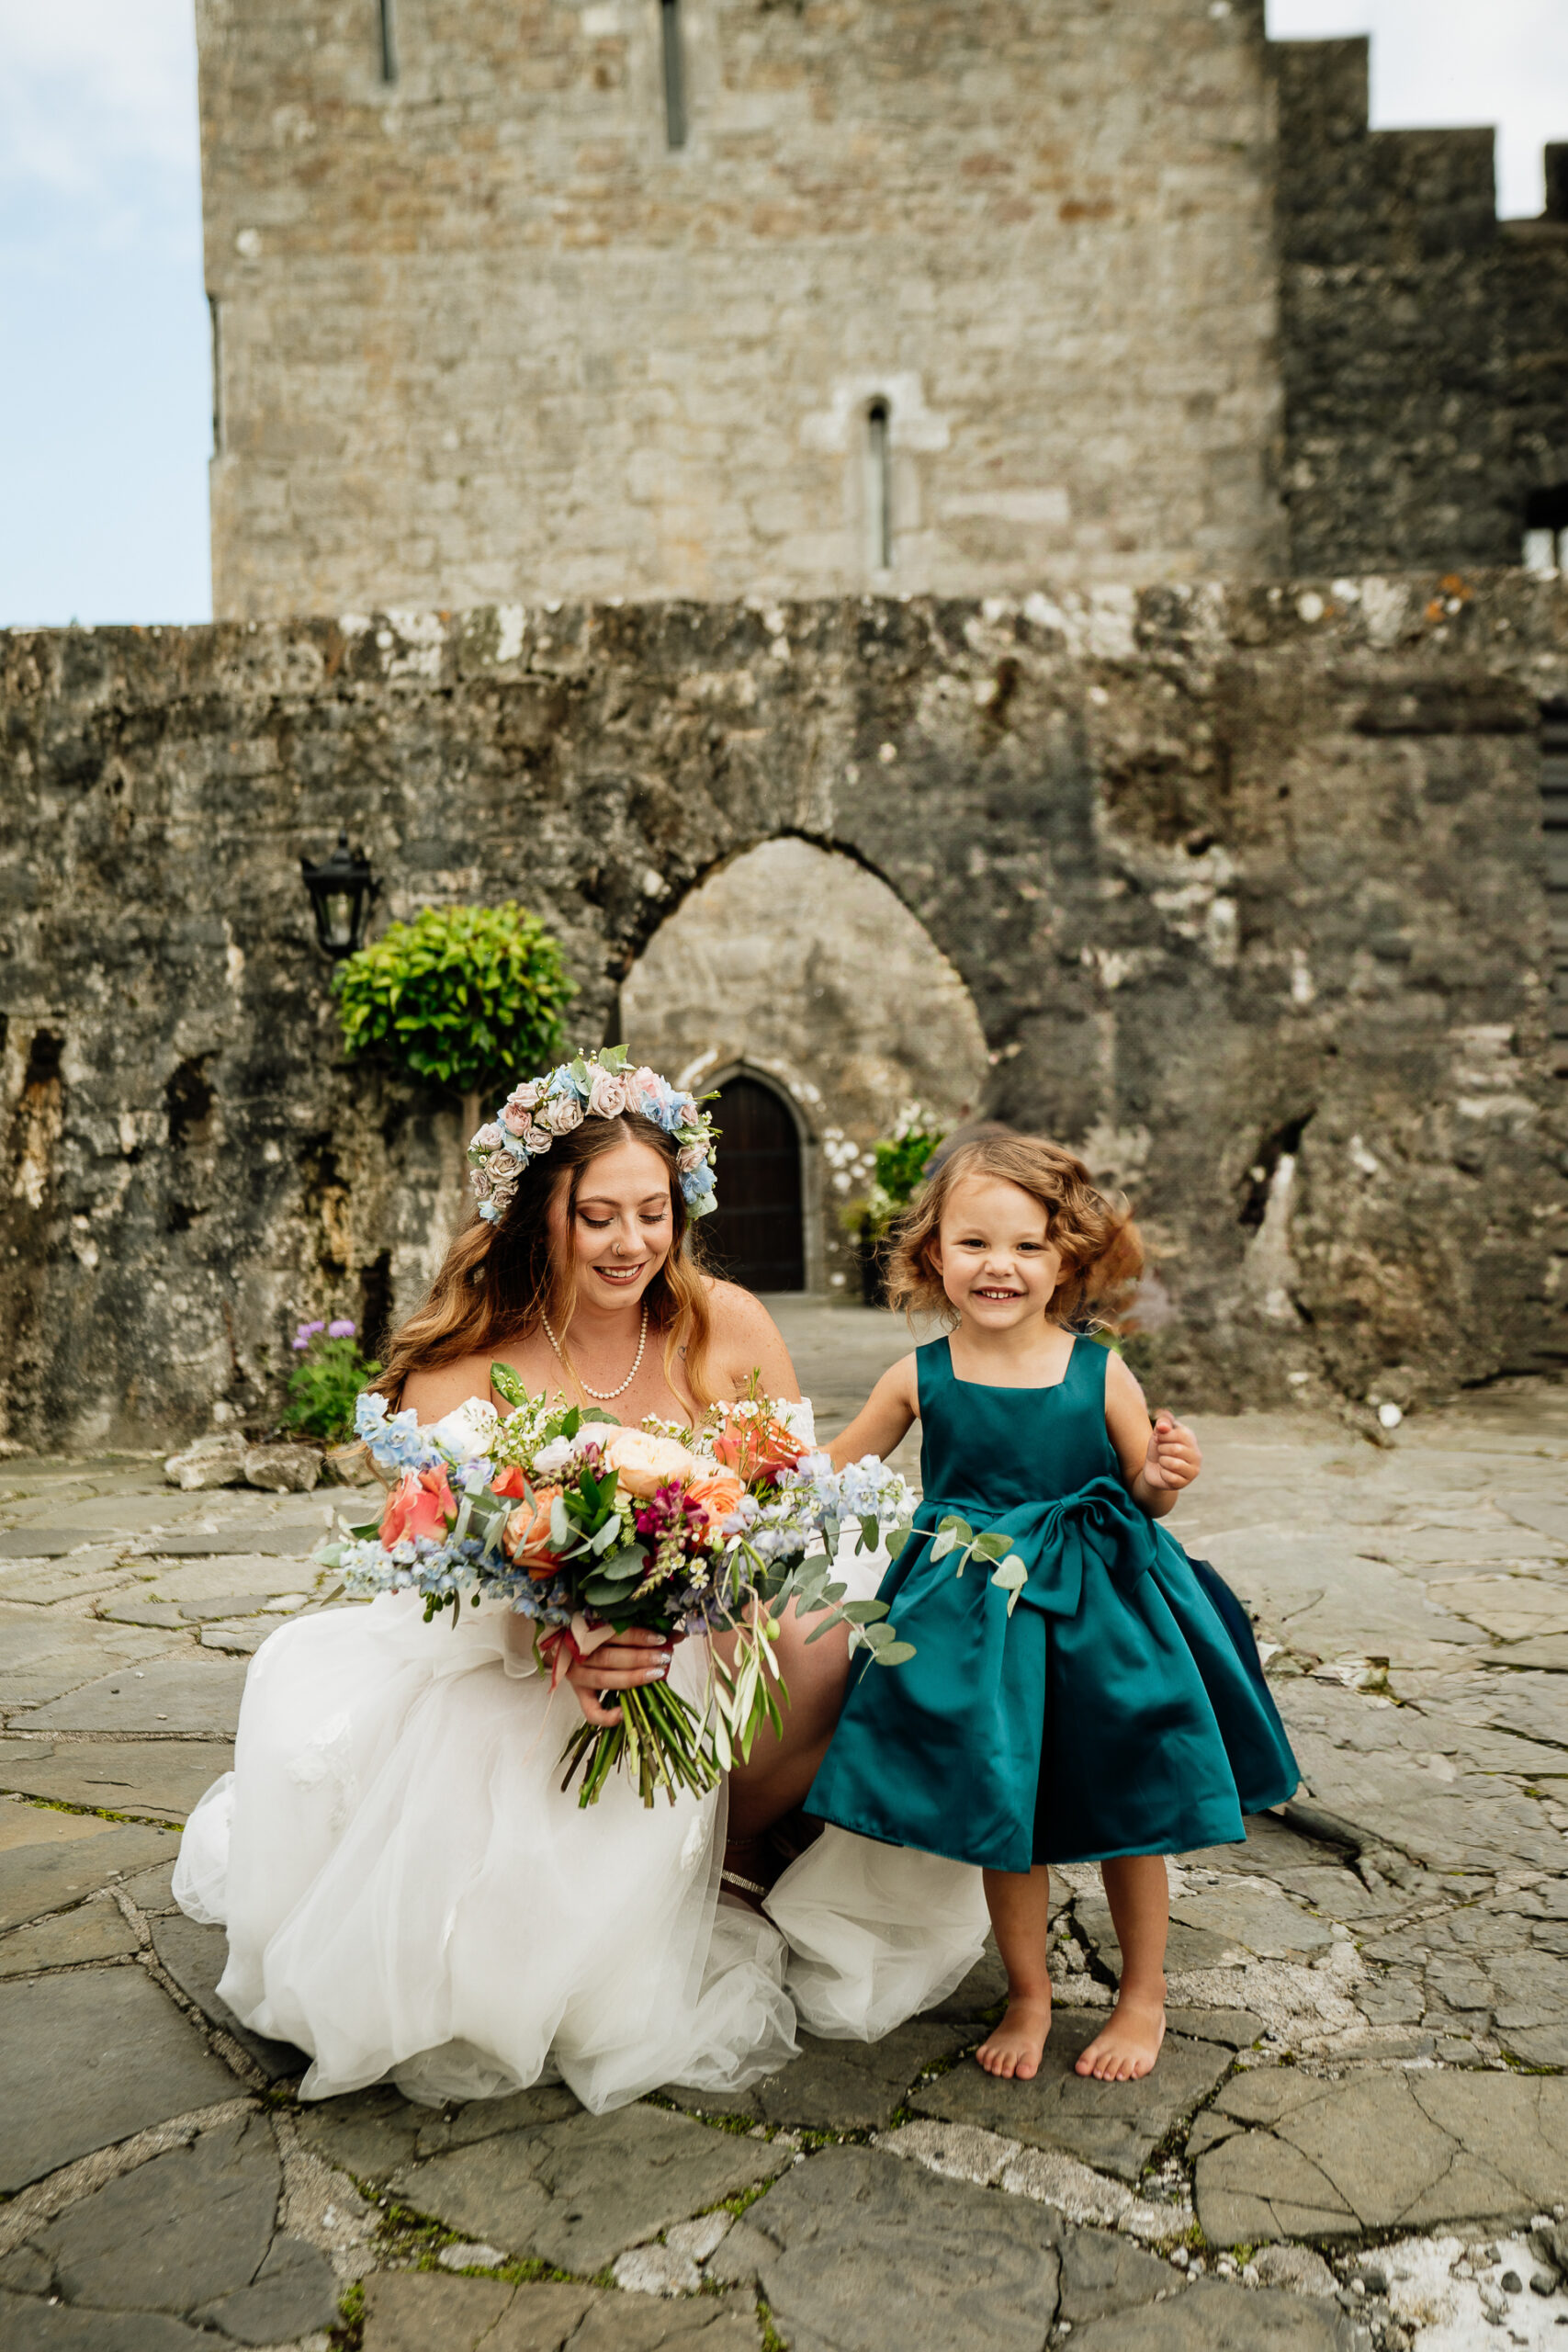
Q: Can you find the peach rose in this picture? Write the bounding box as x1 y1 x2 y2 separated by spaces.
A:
503 1485 563 1577
381 1465 457 1547
601 1427 696 1498
490 1464 529 1499
501 1102 532 1136
713 1411 805 1483
685 1469 745 1533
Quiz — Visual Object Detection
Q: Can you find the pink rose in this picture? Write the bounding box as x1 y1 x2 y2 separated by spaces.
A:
629 1067 660 1100
508 1080 542 1111
526 1125 552 1154
501 1103 531 1136
380 1466 457 1547
677 1142 708 1173
588 1069 628 1118
602 1427 697 1498
474 1121 504 1150
546 1096 583 1136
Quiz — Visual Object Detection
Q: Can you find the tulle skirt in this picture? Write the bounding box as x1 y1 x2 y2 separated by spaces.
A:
174 1573 988 2112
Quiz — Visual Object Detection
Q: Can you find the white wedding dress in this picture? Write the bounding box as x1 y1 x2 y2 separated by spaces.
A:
173 1430 988 2112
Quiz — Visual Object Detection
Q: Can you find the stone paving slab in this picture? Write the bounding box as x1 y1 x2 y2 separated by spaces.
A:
0 1610 174 1714
363 2273 763 2351
0 1808 179 1930
666 2018 965 2132
2 2111 337 2346
296 2081 582 2184
1192 2065 1568 2245
710 2142 1063 2352
0 1967 237 2190
0 2287 216 2347
0 1553 139 1606
0 1738 232 1824
141 1523 324 1558
12 1656 249 1738
148 1914 306 2081
0 1900 140 1978
1070 2278 1357 2347
389 2104 795 2274
909 2009 1233 2183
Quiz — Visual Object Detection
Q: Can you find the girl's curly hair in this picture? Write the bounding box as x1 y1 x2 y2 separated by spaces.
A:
886 1131 1143 1331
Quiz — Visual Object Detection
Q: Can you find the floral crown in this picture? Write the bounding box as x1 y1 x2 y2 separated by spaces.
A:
468 1045 717 1227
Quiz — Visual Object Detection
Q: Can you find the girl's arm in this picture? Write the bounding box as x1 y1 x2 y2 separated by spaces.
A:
827 1354 919 1469
1103 1351 1201 1520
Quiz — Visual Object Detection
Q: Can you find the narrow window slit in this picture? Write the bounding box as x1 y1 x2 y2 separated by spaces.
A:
378 0 399 85
660 0 687 150
866 399 893 572
209 295 223 456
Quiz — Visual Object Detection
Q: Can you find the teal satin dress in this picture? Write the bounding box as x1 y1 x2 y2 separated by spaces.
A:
806 1336 1299 1875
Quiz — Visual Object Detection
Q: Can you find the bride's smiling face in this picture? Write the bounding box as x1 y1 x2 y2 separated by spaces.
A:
549 1135 676 1309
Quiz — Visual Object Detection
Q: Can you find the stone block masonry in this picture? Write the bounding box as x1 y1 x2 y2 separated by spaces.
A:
1275 39 1568 575
197 0 1285 615
0 576 1565 1450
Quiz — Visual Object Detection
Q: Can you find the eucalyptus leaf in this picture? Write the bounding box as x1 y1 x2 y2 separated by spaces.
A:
874 1640 917 1666
491 1362 530 1410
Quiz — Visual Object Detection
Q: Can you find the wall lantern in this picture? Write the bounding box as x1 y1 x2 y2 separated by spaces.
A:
300 831 379 960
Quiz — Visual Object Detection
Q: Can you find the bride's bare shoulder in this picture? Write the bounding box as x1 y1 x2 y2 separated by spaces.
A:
398 1351 502 1422
699 1276 800 1401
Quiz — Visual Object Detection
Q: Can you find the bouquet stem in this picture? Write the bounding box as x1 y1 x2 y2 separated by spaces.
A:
558 1679 721 1810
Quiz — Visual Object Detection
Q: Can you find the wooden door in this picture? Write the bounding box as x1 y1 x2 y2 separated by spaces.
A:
703 1076 805 1291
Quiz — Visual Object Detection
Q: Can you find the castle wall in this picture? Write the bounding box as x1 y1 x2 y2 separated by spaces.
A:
197 0 1285 616
1276 40 1568 575
2 577 1564 1450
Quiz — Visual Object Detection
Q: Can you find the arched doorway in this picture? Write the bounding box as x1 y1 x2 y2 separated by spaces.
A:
702 1075 806 1292
621 837 989 1294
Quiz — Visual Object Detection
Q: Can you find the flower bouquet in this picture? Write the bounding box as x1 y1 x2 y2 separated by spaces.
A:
321 1375 915 1808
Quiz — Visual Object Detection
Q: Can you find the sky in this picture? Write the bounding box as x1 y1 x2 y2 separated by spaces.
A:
0 2 1565 628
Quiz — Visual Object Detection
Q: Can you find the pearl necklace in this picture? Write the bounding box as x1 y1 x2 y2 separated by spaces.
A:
540 1303 649 1401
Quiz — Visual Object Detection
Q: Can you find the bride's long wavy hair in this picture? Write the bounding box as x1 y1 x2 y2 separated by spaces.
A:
376 1112 716 1409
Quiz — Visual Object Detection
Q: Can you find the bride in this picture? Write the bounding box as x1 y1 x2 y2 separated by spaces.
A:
173 1055 986 2112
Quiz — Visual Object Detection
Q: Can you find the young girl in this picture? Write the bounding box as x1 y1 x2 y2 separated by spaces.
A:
805 1134 1299 2085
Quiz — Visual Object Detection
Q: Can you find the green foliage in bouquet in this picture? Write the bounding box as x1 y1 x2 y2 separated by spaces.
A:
281 1321 383 1445
333 901 576 1099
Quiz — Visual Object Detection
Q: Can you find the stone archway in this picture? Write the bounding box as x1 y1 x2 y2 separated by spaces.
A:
620 836 989 1294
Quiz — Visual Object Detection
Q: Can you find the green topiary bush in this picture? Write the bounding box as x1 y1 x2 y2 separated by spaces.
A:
333 901 576 1101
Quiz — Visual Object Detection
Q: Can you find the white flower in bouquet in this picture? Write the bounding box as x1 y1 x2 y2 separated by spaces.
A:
427 1396 502 1463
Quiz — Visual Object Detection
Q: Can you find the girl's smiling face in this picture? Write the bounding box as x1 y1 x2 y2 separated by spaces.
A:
547 1135 675 1309
931 1173 1064 1330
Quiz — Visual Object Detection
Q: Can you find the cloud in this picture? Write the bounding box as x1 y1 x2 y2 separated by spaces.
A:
0 0 199 263
1268 0 1568 217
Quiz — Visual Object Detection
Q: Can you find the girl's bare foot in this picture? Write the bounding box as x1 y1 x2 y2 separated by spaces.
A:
1075 1993 1165 2081
976 1992 1053 2080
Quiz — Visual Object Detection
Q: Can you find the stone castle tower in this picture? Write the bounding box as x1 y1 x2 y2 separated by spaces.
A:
196 4 1567 617
197 0 1292 615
